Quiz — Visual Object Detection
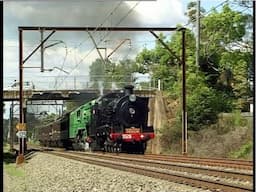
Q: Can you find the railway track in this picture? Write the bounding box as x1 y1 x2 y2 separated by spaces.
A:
43 150 253 192
141 154 253 170
24 144 253 170
101 153 252 170
78 152 253 182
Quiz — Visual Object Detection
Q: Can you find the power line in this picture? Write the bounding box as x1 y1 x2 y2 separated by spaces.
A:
53 1 125 88
55 2 140 88
71 1 124 51
184 0 229 27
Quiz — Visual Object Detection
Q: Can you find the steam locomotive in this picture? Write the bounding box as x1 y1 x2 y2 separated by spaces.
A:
38 85 154 154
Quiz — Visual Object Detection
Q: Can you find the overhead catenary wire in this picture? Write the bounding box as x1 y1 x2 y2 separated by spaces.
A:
8 1 125 90
53 1 125 89
184 0 229 27
55 1 140 89
71 1 124 51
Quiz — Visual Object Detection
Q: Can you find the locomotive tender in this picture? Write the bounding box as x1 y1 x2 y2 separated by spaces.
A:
38 85 154 154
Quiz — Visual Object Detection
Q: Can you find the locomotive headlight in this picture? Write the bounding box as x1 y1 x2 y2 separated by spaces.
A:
129 107 136 115
129 94 136 102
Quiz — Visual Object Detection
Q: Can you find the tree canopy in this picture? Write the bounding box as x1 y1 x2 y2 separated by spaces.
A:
88 2 253 130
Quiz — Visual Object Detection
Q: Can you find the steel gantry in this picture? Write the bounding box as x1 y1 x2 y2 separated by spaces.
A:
17 26 187 163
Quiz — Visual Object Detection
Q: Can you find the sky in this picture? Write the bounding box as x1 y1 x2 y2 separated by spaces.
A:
3 0 229 90
3 0 252 118
3 0 185 89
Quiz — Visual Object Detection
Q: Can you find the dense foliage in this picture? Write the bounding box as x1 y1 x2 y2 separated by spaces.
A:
136 3 252 131
88 2 253 131
89 58 141 89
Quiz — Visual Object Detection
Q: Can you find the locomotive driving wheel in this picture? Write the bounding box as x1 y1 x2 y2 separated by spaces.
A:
140 142 147 154
116 143 122 153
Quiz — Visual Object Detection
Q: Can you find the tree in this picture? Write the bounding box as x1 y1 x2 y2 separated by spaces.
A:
185 1 206 27
26 112 40 141
234 0 253 9
110 59 139 87
89 58 106 88
199 4 253 110
89 58 139 89
185 72 233 130
3 119 9 142
136 29 196 93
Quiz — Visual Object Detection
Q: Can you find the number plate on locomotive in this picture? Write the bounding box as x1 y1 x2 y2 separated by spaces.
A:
125 128 140 133
122 134 132 139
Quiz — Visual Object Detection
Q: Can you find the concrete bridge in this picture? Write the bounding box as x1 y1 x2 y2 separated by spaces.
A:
3 89 156 101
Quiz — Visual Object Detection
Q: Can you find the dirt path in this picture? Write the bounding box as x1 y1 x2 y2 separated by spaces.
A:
4 171 12 192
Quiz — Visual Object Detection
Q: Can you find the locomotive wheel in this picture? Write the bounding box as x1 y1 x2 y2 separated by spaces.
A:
107 145 111 152
104 144 108 152
90 142 97 152
116 144 122 153
140 143 146 154
116 146 121 153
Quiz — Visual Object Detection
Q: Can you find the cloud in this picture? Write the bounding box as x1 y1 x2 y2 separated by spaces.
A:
4 1 142 36
4 0 186 89
3 38 110 90
126 0 186 26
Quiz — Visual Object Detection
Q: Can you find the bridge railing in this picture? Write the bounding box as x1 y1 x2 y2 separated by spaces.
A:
4 75 162 91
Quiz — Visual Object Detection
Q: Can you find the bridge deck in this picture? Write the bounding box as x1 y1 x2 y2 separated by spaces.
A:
3 89 156 101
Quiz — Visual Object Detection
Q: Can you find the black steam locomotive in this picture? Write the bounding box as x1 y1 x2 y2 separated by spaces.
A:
38 85 154 154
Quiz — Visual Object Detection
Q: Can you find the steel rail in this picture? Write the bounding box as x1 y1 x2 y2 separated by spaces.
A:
78 152 253 183
109 153 253 170
142 154 253 169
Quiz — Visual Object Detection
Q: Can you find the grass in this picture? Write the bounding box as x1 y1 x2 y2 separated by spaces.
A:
3 144 17 164
3 144 25 177
160 111 253 160
3 142 10 152
229 141 253 159
4 163 25 177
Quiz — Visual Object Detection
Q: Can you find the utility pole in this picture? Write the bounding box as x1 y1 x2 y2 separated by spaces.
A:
40 29 44 72
196 0 200 66
16 28 26 164
253 0 255 156
17 29 56 165
9 101 14 151
181 29 187 156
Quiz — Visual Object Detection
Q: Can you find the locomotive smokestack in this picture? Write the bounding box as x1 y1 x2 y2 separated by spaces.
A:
124 85 134 95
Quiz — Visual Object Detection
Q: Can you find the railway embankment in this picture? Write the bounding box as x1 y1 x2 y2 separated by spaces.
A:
154 94 253 160
147 91 168 154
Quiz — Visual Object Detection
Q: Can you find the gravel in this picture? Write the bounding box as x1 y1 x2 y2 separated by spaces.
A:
4 152 211 192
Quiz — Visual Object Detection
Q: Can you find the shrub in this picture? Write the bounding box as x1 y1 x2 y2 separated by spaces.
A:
229 141 253 159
